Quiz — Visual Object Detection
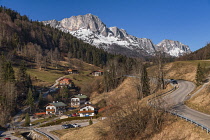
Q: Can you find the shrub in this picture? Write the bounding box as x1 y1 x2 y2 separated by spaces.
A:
89 119 93 125
40 116 99 127
107 101 168 140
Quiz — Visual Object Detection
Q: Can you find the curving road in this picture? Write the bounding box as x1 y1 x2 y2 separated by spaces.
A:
163 80 210 128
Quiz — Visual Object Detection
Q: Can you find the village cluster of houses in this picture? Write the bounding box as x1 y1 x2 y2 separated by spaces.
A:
35 69 104 118
44 84 97 117
45 99 97 117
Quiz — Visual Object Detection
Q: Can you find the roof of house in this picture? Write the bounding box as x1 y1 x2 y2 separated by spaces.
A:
98 105 112 113
68 69 78 71
59 78 72 82
80 104 96 109
49 102 67 107
73 94 87 99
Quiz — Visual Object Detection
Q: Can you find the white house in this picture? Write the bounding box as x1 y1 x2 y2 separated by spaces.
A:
71 94 88 107
91 71 103 76
71 97 80 108
78 105 95 117
46 101 67 115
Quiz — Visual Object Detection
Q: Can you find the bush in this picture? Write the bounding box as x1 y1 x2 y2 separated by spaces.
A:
24 113 30 126
89 119 93 125
40 116 99 127
107 102 167 140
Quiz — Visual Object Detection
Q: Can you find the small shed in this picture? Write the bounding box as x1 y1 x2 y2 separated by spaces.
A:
91 71 103 76
68 69 79 74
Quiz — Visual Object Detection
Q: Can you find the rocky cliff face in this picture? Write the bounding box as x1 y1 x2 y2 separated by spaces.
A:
43 14 191 57
156 39 191 57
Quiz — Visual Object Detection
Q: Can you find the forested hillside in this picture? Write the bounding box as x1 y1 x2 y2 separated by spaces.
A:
0 6 137 127
0 6 116 67
177 43 210 61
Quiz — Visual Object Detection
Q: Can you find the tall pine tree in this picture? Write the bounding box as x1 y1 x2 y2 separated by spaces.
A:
196 63 204 86
24 113 30 126
141 64 150 97
25 88 34 113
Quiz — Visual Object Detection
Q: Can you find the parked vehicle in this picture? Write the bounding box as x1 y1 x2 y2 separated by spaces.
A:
67 124 75 128
72 123 81 127
62 124 75 129
72 113 78 117
170 79 178 84
61 124 69 129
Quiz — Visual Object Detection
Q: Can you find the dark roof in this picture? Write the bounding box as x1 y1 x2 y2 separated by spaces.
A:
49 102 67 107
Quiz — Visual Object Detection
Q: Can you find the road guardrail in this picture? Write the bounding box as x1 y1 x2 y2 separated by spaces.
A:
148 83 210 134
168 111 210 133
33 128 54 140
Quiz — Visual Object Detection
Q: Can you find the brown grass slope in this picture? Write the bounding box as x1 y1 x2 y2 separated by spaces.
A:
186 82 210 115
57 59 210 140
149 60 210 82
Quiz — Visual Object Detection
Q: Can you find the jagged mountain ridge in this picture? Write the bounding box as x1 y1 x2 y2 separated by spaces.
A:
43 14 191 57
156 39 191 57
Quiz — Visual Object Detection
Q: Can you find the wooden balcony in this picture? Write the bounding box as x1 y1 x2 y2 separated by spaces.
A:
78 110 94 113
46 109 55 112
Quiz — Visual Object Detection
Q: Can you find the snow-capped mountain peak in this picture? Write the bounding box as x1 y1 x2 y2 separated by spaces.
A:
42 14 191 57
156 39 191 57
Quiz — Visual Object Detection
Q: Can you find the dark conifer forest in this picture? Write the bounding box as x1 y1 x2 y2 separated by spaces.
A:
0 6 136 126
0 6 116 67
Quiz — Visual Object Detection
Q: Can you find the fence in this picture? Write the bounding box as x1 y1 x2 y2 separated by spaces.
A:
148 83 210 134
33 128 54 140
168 111 210 133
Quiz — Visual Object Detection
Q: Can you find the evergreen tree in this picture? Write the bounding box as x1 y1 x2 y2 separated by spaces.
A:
141 65 150 96
89 119 93 125
38 90 43 107
196 63 204 86
59 86 69 100
0 60 15 82
17 61 27 82
25 113 30 126
25 88 34 113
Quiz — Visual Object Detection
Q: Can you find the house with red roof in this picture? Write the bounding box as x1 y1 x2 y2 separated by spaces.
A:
58 78 74 88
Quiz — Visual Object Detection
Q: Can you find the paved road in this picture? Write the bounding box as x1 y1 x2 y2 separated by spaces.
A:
0 130 22 140
36 119 98 140
163 80 210 128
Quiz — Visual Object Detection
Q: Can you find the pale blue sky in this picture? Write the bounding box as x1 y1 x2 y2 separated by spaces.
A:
1 0 210 51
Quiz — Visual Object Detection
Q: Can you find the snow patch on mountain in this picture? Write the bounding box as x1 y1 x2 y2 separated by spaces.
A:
42 14 191 57
69 28 130 47
156 39 191 57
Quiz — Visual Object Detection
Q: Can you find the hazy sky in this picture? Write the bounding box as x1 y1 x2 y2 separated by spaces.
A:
1 0 210 51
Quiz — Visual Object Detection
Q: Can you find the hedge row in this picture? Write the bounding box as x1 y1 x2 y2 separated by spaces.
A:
39 116 99 127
